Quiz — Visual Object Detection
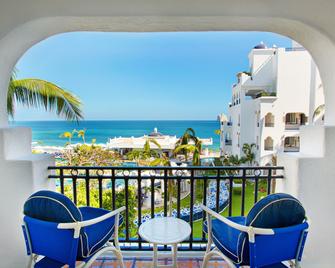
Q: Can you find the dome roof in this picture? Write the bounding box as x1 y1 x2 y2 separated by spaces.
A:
149 127 163 137
254 41 267 49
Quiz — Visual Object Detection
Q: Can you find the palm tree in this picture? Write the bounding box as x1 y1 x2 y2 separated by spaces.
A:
143 138 161 159
223 154 245 166
175 128 197 160
242 143 256 165
174 139 202 166
59 131 73 145
126 138 162 163
174 130 202 205
174 128 202 164
74 129 86 143
7 73 83 121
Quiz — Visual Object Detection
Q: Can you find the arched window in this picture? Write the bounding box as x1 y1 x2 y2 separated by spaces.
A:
264 137 274 151
265 113 275 127
285 113 307 129
284 136 300 152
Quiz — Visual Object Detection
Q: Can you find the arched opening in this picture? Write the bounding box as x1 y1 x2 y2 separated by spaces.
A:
284 136 300 152
265 112 274 127
0 7 334 266
285 113 308 130
264 136 274 151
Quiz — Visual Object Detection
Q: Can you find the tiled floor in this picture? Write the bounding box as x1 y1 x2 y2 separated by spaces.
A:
91 257 228 267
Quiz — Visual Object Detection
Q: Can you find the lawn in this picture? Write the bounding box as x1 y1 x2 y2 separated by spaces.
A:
140 179 268 239
191 180 268 238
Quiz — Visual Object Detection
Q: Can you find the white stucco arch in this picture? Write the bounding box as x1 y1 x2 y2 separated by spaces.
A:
1 1 335 266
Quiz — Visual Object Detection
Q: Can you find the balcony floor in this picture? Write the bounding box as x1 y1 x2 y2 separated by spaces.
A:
92 257 228 267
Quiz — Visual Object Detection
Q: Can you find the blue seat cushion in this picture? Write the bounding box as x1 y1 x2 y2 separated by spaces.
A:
78 207 123 259
35 257 65 268
246 193 306 228
24 190 82 223
204 216 248 265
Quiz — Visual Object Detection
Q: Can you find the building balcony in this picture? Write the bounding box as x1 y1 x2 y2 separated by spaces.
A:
47 165 284 253
284 136 300 152
285 123 303 130
285 113 307 130
225 139 232 145
284 146 300 152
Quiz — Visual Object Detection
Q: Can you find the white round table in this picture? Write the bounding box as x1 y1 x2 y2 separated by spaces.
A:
139 217 191 268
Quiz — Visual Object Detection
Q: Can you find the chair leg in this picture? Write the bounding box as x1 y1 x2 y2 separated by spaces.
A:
203 249 223 268
113 248 124 268
202 250 212 268
202 248 236 268
83 244 124 268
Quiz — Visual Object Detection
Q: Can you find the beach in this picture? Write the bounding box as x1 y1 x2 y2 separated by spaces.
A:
10 120 220 152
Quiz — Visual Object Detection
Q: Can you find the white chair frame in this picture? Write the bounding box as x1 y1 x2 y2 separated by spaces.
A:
201 205 275 268
26 206 126 268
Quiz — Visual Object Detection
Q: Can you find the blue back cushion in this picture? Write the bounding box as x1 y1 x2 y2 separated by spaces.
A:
24 190 82 223
246 193 306 228
239 193 306 265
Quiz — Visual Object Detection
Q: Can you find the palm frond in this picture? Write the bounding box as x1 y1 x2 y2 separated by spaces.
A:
313 104 325 122
8 78 83 121
174 144 196 154
147 138 162 149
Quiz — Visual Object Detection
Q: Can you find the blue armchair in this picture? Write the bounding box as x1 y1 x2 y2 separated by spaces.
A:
22 190 125 268
202 193 308 268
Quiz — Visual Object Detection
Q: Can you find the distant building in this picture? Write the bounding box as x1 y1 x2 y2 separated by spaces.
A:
219 41 324 166
107 128 213 156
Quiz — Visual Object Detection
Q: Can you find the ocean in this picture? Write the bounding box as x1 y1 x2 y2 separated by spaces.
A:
10 120 220 150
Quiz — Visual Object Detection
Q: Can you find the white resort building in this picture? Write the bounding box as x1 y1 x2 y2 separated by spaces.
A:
107 128 213 157
219 41 325 166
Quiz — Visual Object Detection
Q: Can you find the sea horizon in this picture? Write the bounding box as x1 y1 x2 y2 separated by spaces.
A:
10 120 220 149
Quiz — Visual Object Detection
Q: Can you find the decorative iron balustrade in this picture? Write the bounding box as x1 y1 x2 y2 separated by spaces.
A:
48 165 284 251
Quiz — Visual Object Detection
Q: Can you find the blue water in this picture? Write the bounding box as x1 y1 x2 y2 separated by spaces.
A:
10 120 220 150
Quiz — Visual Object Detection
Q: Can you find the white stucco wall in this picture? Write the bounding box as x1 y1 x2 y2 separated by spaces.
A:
0 128 54 267
0 0 335 266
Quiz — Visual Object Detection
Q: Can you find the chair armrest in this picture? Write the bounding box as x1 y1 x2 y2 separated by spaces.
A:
201 205 274 237
57 206 126 237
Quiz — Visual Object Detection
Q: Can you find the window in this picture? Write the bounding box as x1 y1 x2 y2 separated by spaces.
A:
285 113 308 129
264 137 274 151
284 136 300 152
265 113 275 127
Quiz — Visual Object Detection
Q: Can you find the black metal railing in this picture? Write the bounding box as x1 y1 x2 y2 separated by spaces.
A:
48 165 284 251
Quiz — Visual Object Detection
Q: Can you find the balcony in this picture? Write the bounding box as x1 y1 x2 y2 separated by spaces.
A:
285 113 307 130
225 139 232 145
48 165 284 252
284 136 300 152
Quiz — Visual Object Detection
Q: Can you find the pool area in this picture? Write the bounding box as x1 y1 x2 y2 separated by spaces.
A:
201 157 215 165
122 161 138 167
134 180 229 225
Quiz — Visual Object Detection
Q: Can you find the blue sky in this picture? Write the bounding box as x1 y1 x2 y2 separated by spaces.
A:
14 32 291 121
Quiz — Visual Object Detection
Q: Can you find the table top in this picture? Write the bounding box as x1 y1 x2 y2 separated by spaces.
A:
138 217 191 244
